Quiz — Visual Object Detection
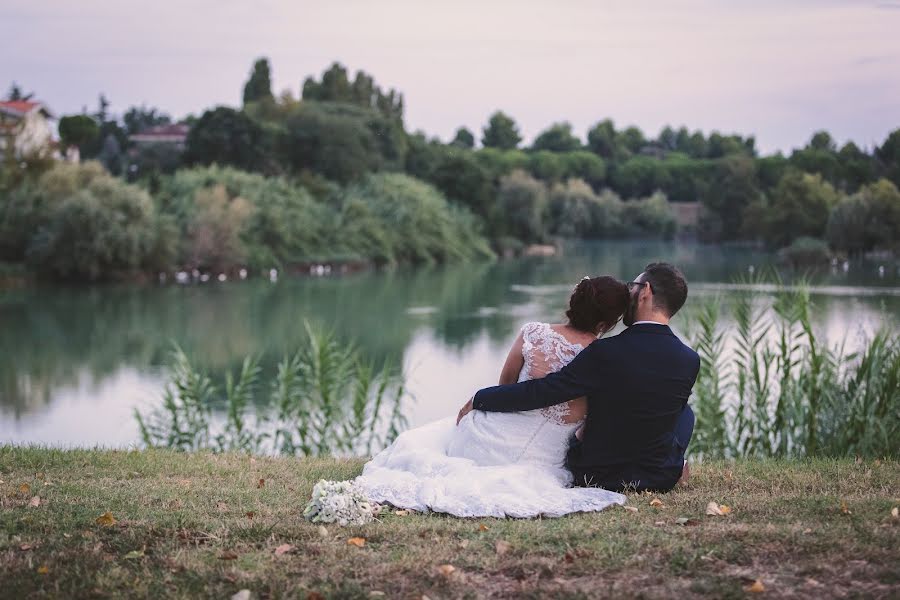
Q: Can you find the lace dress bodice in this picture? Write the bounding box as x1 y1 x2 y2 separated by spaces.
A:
518 322 585 425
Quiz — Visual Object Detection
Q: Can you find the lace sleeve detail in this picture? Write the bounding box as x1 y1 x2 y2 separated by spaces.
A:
520 322 543 344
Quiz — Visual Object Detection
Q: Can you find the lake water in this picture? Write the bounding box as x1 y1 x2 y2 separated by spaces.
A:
1 241 897 450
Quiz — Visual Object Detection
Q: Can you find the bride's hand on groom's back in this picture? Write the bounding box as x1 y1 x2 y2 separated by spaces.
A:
456 397 474 425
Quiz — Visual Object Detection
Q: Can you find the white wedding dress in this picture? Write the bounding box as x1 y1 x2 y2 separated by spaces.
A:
355 322 626 518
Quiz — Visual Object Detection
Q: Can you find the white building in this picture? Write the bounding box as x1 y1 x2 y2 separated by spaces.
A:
0 100 56 160
129 123 190 149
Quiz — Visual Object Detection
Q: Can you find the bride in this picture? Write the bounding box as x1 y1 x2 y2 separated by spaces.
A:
354 276 631 518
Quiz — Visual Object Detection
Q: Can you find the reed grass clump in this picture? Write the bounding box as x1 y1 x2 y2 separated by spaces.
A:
688 278 898 459
134 324 407 456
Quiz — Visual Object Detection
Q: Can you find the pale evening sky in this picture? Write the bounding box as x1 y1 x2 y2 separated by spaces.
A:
2 0 900 154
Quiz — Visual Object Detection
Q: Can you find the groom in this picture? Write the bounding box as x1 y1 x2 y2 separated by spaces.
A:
457 263 699 493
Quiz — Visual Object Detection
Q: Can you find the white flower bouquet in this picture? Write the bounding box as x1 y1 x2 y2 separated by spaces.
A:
302 479 379 526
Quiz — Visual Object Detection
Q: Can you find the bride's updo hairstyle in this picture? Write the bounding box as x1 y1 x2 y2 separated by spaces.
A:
566 276 629 334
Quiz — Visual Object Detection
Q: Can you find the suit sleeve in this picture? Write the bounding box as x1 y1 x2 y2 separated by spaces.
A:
473 341 602 413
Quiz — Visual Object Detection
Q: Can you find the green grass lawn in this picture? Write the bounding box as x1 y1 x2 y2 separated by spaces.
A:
1 447 897 599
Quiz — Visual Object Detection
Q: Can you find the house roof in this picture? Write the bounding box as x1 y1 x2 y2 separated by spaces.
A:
0 100 54 119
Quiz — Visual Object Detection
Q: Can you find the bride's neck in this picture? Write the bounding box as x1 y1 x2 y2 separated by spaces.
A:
563 321 601 337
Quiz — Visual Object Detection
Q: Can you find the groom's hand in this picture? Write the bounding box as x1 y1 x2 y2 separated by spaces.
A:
456 397 474 425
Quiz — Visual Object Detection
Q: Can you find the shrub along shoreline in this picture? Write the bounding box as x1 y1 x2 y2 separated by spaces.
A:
0 162 496 283
1 448 897 598
0 160 689 285
6 158 897 286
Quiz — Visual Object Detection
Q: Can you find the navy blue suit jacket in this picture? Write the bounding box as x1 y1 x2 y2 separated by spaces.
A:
472 323 700 492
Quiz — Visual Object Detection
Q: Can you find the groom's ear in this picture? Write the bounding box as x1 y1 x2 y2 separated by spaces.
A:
640 282 653 302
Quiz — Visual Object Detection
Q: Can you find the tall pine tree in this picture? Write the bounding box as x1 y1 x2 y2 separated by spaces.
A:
243 58 274 105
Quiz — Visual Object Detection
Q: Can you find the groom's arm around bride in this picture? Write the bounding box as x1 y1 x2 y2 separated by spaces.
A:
458 263 700 493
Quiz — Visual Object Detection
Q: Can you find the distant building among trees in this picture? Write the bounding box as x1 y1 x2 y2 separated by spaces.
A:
0 100 56 160
129 123 190 149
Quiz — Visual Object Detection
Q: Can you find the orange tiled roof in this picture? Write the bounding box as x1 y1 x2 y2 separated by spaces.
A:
1 100 40 113
0 100 53 119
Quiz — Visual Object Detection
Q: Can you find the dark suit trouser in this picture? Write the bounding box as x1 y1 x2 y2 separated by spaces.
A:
662 404 695 471
568 404 695 491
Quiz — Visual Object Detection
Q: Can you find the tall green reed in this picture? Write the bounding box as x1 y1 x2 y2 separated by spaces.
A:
690 278 899 459
134 324 407 456
688 298 730 457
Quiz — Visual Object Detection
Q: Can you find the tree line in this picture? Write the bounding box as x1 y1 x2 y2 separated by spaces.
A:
2 59 899 282
184 60 900 254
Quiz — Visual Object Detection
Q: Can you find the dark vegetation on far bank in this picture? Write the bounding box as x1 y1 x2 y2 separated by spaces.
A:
2 61 899 283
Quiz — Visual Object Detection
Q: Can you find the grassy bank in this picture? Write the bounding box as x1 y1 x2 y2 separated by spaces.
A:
1 448 897 598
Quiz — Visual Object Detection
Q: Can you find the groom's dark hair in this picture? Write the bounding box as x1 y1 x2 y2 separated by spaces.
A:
642 263 688 317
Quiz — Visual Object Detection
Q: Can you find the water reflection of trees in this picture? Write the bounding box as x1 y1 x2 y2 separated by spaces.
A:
0 261 519 417
0 285 172 417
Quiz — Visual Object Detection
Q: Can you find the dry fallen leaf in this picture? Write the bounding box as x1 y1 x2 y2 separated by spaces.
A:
478 524 489 532
437 564 456 578
218 550 239 560
649 498 664 508
245 511 255 520
675 517 701 526
29 496 41 508
36 565 49 575
746 579 765 593
840 501 852 515
495 540 511 555
19 543 33 551
317 526 329 538
394 509 410 516
274 543 295 556
706 502 731 516
891 507 899 519
19 483 30 494
347 537 366 548
257 478 265 489
369 592 386 597
95 511 117 527
231 590 252 600
123 549 144 560
623 505 638 513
